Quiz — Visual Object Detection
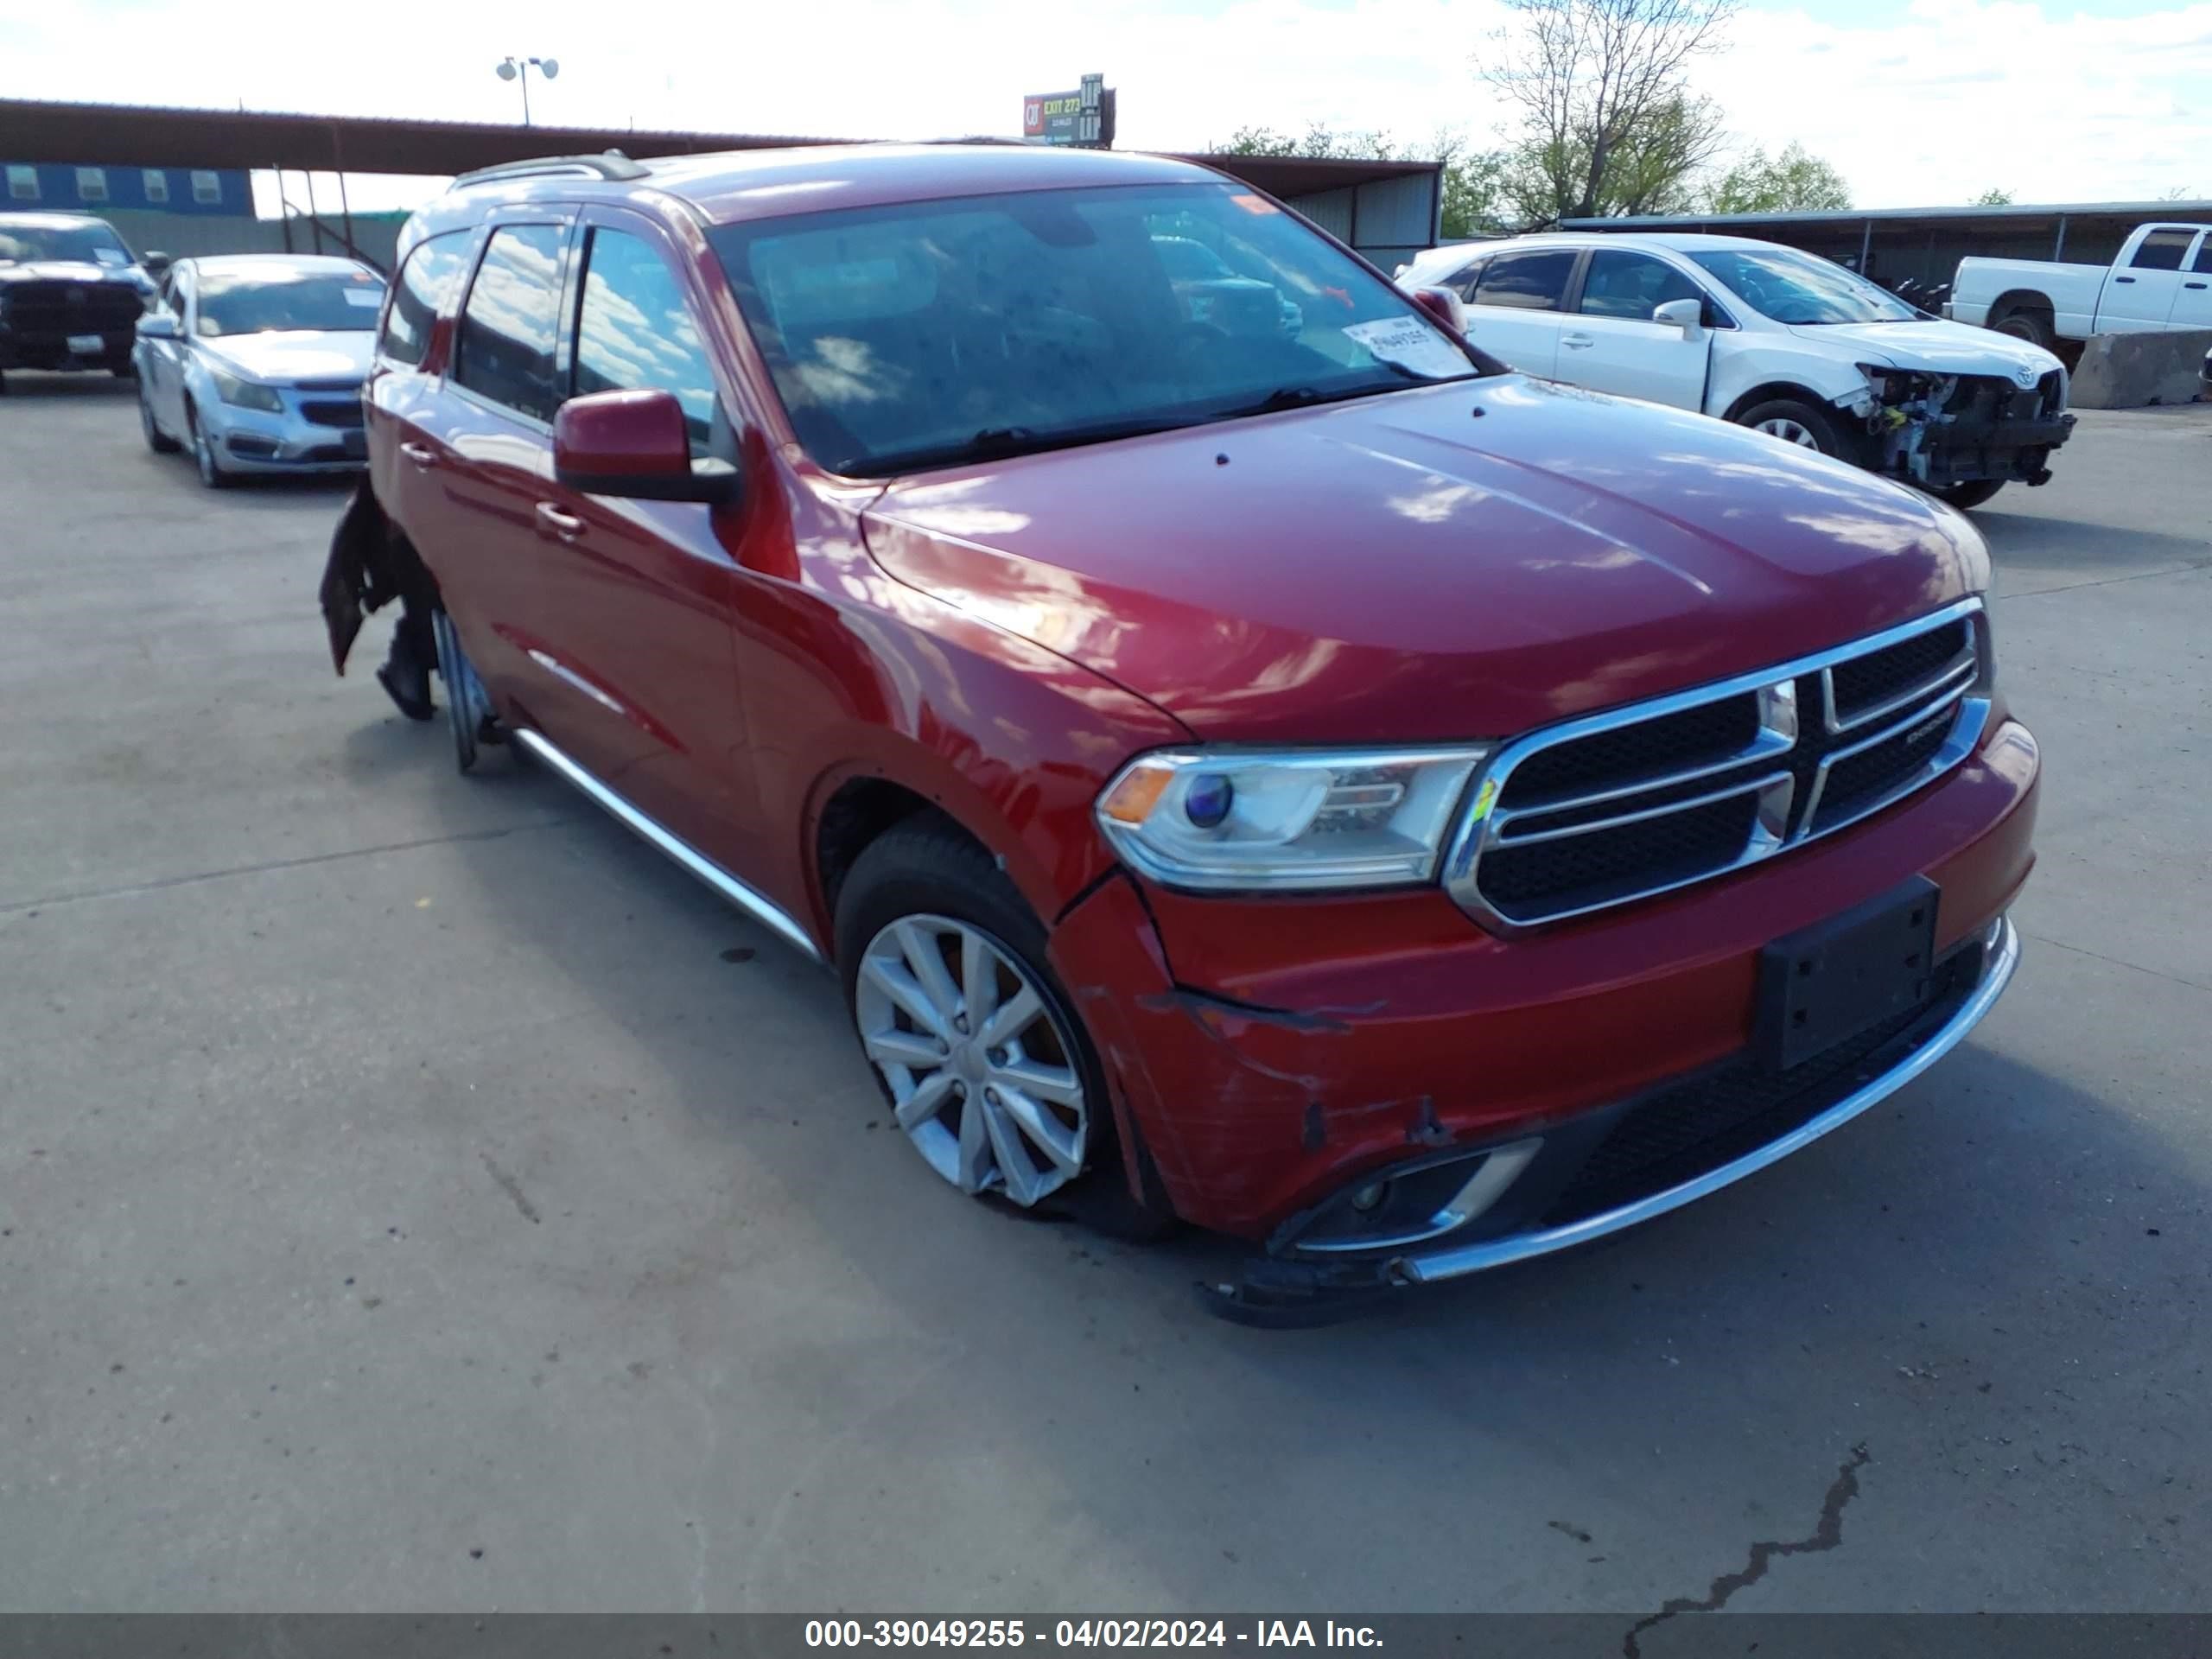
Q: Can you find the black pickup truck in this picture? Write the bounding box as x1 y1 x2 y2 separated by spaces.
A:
0 212 161 392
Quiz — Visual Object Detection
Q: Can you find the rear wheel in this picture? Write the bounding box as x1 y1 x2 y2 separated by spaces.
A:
1991 307 2056 350
836 818 1175 1239
1738 397 1853 460
431 609 497 773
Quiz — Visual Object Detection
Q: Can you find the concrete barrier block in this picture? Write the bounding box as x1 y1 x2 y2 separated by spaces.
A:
2069 328 2212 410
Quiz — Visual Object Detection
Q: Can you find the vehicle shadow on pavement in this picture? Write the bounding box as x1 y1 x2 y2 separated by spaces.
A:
0 371 137 399
413 744 2194 1344
1978 509 2211 584
365 735 2210 1610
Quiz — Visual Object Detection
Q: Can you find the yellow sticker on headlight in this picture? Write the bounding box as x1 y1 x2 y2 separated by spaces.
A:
1468 775 1500 823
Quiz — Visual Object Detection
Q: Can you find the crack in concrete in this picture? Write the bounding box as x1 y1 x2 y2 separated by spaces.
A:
480 1154 542 1224
2020 931 2212 997
0 817 579 916
1622 1443 1872 1658
1996 556 2212 602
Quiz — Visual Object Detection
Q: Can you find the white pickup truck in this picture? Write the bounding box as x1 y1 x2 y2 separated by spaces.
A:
1950 222 2212 348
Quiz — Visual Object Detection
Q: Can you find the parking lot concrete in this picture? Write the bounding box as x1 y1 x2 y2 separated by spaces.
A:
2 374 2208 1621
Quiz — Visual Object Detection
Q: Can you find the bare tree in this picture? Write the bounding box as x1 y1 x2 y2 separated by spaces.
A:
1484 0 1737 223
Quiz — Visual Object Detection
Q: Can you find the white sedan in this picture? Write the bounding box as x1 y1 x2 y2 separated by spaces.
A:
1398 232 2074 509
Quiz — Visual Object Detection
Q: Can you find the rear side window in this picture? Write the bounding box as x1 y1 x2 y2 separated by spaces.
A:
1578 250 1706 321
379 231 474 368
2190 238 2212 275
1443 257 1489 299
454 224 569 423
1473 250 1577 312
2131 229 2196 271
573 227 719 454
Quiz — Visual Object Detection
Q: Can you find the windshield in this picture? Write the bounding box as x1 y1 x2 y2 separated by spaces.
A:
709 181 1487 476
0 221 133 267
195 270 386 337
1688 248 1920 325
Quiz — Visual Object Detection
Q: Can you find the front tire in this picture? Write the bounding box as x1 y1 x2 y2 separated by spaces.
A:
1738 397 1853 459
1936 480 2005 511
836 818 1173 1238
187 404 233 490
139 378 180 453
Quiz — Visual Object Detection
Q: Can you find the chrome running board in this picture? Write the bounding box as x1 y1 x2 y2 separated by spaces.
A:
511 728 823 963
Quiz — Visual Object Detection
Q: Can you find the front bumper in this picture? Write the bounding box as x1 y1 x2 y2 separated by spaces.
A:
204 400 366 474
0 327 134 371
1918 411 2076 488
1047 718 2038 1299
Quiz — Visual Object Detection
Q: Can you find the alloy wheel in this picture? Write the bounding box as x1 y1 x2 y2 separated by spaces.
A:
1754 416 1822 449
855 914 1090 1206
431 610 494 772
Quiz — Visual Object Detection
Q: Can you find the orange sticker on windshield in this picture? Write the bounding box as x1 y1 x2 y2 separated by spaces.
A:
1229 194 1279 215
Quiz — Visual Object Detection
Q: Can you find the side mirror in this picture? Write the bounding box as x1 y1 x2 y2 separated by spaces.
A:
552 389 741 505
135 311 181 340
142 251 173 276
1652 297 1705 337
1412 286 1466 333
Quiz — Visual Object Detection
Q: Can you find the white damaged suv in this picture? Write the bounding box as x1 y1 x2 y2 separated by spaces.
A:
1397 232 2073 509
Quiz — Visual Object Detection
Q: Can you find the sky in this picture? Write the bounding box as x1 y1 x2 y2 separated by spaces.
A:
3 0 2209 217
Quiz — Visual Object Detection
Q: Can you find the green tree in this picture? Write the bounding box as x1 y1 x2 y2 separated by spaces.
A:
1703 142 1852 214
1970 188 2014 206
1483 0 1737 224
1217 123 1510 239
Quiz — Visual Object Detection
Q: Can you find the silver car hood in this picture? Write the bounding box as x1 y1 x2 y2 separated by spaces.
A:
198 330 374 384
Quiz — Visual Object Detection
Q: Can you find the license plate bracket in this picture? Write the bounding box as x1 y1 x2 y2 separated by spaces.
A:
67 333 105 355
1758 876 1939 1071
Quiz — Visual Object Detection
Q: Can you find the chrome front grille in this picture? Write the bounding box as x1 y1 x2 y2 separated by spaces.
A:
1445 601 1991 930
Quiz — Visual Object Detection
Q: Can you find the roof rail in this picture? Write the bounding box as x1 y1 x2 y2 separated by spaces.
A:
450 150 650 189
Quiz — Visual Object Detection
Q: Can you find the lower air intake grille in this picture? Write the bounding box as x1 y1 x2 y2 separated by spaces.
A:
1540 941 1985 1227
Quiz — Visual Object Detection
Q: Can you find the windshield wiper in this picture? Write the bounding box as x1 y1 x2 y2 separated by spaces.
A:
853 416 1192 477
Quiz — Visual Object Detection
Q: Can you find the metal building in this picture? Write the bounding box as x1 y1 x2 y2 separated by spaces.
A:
1559 200 2212 287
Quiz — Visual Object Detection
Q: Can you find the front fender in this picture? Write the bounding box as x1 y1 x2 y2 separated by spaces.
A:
1709 336 1875 418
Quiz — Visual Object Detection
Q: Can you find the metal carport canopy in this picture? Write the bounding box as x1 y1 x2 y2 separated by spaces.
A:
0 98 1438 201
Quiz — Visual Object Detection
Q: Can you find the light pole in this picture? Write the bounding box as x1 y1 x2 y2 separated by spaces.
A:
495 55 560 126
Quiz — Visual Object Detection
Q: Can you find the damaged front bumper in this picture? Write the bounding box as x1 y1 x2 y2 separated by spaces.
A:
1210 917 2017 1323
1046 717 2039 1325
1848 367 2075 489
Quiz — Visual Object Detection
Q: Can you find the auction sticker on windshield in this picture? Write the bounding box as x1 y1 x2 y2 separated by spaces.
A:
1341 315 1467 378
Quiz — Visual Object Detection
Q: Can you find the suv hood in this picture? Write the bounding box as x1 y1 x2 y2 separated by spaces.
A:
861 377 1987 745
0 260 141 286
198 330 373 384
1788 318 2062 383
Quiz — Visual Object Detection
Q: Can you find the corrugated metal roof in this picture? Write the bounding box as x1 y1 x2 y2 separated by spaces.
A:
1563 200 2212 231
0 98 1439 202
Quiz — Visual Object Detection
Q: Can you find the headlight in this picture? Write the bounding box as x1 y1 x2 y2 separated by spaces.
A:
208 366 283 413
1096 746 1490 892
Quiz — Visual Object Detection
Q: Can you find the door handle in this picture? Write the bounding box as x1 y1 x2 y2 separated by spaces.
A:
534 501 584 543
2188 281 2208 290
399 441 437 467
1561 333 1595 349
2114 275 2136 284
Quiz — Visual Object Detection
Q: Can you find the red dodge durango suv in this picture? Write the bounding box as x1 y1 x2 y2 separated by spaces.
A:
340 143 2038 1316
